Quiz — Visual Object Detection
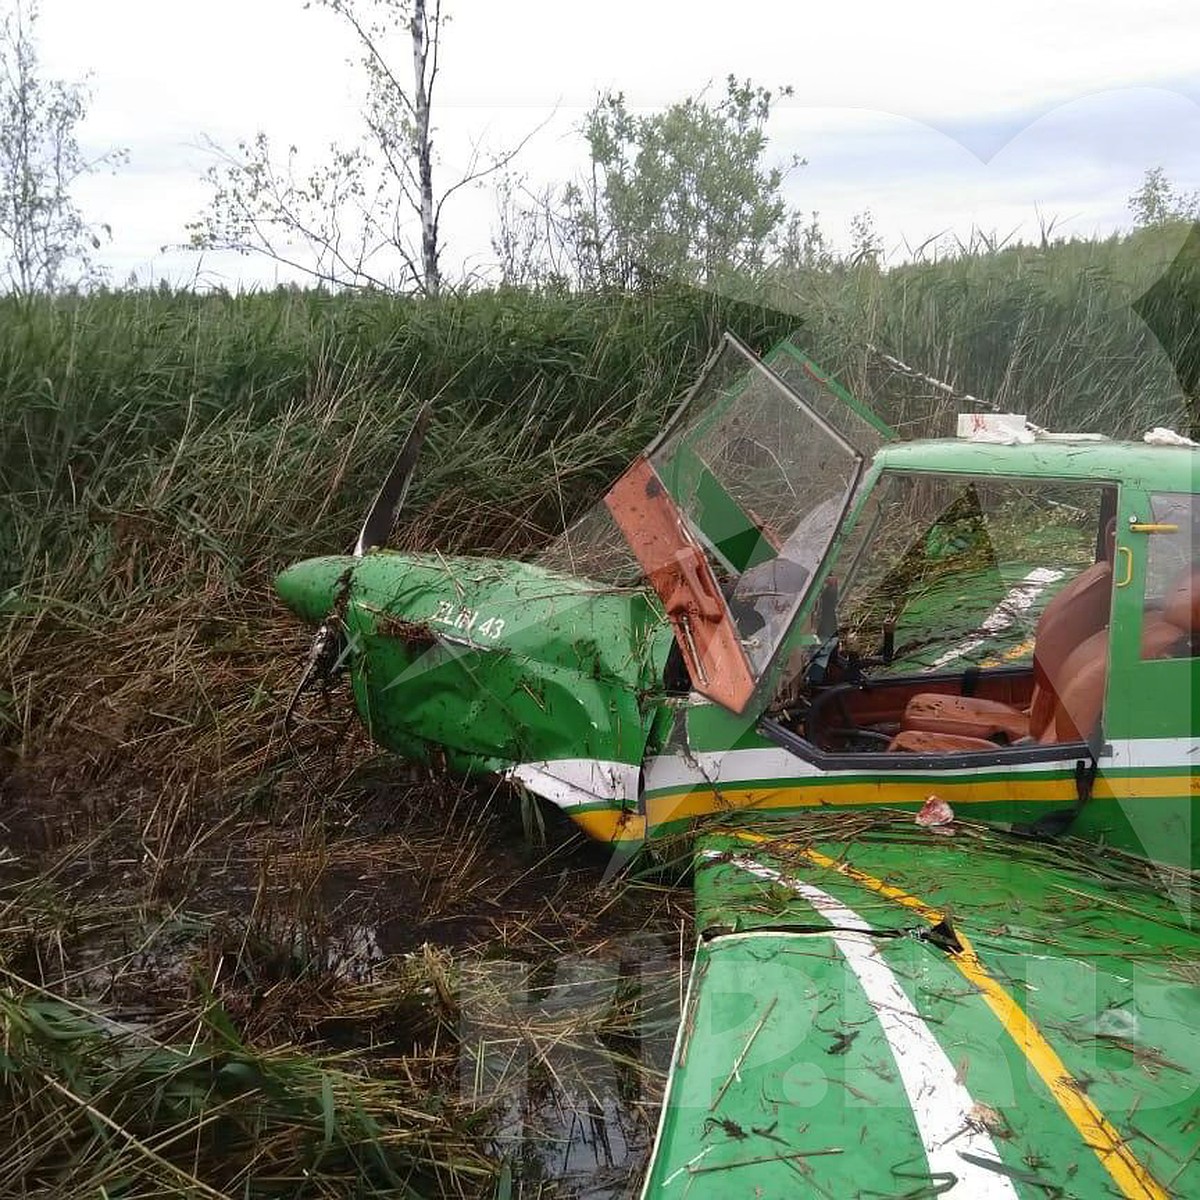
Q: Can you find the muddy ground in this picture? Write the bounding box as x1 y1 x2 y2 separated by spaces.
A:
1 708 691 1198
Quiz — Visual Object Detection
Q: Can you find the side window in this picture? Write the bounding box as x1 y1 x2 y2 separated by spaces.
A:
834 473 1110 675
1141 493 1198 659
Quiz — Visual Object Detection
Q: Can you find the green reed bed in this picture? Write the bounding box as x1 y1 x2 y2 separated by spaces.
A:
1 225 1197 1196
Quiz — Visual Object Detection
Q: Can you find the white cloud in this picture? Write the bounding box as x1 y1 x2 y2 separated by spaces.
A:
25 0 1200 287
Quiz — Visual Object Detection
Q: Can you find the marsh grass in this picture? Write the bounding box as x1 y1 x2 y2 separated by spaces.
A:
2 225 1198 1195
0 773 686 1198
768 221 1198 438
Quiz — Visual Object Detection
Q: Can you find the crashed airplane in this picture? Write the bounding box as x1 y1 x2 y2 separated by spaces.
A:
277 334 1199 1198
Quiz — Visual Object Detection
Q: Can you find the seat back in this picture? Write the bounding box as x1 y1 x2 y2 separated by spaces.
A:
1042 564 1197 744
1028 561 1113 737
1139 564 1200 662
1040 627 1108 743
1163 565 1200 642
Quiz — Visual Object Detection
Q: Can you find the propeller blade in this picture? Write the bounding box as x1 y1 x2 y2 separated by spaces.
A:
354 401 434 556
284 620 339 729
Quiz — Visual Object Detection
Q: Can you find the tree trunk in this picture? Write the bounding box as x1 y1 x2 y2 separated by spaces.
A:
410 0 439 296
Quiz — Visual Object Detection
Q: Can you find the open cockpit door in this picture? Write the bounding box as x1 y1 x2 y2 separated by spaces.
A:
604 334 895 714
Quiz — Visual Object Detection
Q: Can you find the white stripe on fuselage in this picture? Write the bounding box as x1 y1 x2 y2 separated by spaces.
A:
709 853 1018 1197
642 743 1066 794
506 739 1194 814
643 738 1195 798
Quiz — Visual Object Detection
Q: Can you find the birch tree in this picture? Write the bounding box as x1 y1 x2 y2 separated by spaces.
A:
191 0 526 295
0 0 124 293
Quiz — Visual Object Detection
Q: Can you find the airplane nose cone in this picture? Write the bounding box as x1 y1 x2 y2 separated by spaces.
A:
274 556 356 624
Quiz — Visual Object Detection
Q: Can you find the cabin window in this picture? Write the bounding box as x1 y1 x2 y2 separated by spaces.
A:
831 472 1113 676
772 472 1118 756
1140 493 1198 660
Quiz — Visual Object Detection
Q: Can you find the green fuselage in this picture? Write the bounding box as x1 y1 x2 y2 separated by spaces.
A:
276 551 674 834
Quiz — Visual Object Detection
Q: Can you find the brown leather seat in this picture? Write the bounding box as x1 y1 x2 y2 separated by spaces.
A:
1162 566 1200 642
1026 559 1114 733
900 694 1032 743
894 558 1113 748
1043 627 1108 743
892 627 1110 751
1136 565 1199 664
1142 616 1189 660
891 564 1198 753
1043 593 1196 744
887 729 1007 754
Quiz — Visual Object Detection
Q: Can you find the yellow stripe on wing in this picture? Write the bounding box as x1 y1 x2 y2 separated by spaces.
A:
732 831 1169 1200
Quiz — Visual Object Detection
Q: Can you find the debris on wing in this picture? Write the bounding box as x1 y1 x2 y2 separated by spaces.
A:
916 795 955 827
967 1102 1010 1137
1095 1007 1142 1041
1143 426 1198 446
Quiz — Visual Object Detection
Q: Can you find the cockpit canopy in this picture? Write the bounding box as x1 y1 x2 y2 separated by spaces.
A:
539 334 895 710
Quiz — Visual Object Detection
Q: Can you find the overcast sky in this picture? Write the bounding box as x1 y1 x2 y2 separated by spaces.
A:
30 0 1200 288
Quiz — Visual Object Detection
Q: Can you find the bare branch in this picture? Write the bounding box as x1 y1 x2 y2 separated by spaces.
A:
434 110 555 230
318 0 418 124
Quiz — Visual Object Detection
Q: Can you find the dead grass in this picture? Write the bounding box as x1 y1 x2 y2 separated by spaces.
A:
0 575 688 1199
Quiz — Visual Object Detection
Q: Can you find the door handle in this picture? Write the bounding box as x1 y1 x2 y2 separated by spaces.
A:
1115 545 1133 588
